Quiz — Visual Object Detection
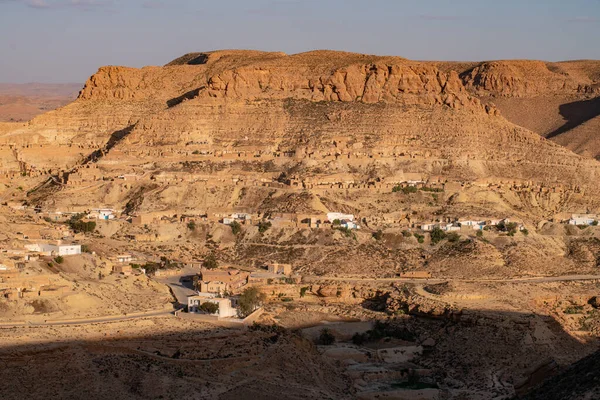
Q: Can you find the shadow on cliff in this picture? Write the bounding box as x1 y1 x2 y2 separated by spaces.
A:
0 306 597 400
26 124 136 203
546 96 600 139
80 123 137 165
166 88 202 108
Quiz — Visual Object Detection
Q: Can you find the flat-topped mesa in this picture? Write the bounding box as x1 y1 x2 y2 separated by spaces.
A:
461 60 600 97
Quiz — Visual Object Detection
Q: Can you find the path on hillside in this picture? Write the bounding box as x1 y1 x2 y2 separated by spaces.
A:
0 308 175 329
303 274 600 285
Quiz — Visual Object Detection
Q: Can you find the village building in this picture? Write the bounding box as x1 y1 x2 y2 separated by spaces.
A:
267 263 292 276
187 294 238 318
327 212 355 222
568 214 598 226
25 241 82 256
113 265 132 275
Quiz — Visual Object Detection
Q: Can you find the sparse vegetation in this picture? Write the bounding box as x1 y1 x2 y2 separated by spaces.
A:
187 221 196 231
430 227 446 245
372 229 383 240
238 286 267 317
54 256 64 264
317 328 335 345
402 230 412 238
202 253 218 270
199 302 219 314
392 185 418 194
230 221 242 235
258 221 272 233
414 233 425 243
447 232 460 242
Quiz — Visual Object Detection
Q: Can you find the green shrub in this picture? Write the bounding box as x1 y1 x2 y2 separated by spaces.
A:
230 221 242 235
352 332 367 345
258 221 272 233
238 286 267 317
54 256 64 264
202 253 218 270
332 219 341 225
318 328 335 345
300 286 309 297
447 232 460 242
199 302 219 314
392 185 418 194
476 230 483 238
430 227 446 245
414 233 425 244
372 230 384 241
521 228 529 236
402 230 412 238
187 221 196 231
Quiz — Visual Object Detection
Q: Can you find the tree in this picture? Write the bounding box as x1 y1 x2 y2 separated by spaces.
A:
230 221 242 235
238 286 267 317
318 328 335 345
258 221 272 233
332 219 341 226
187 221 196 231
54 256 64 264
300 286 309 297
202 253 218 270
199 302 219 314
430 227 446 245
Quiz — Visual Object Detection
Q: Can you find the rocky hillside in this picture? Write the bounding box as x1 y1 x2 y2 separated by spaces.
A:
434 59 600 158
0 50 598 217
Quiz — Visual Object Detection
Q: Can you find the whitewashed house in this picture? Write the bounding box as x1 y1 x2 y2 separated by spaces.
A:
327 212 355 222
341 220 360 230
568 214 597 226
187 294 238 318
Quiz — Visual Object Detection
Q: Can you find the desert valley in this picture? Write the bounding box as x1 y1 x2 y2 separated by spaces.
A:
0 49 599 399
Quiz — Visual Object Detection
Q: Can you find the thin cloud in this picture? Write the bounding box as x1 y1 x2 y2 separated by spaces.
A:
2 0 114 10
567 16 599 23
418 14 465 21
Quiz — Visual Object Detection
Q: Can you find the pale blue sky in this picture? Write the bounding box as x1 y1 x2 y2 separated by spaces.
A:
1 0 599 83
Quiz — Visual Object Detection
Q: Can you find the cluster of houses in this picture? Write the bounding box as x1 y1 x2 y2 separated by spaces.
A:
420 218 523 232
187 262 294 319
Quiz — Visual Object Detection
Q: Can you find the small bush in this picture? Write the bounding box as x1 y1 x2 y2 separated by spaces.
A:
402 230 412 238
187 221 196 231
521 228 529 236
352 332 367 345
430 227 446 245
258 221 272 233
447 232 460 242
202 253 218 270
392 185 418 194
476 230 483 238
372 230 384 241
332 219 341 225
300 286 309 297
54 256 64 264
414 233 425 244
318 328 335 345
230 221 242 235
199 302 219 314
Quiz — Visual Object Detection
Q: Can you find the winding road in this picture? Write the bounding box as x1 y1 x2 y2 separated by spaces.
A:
0 308 176 329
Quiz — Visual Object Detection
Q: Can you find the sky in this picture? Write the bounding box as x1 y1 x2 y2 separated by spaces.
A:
0 0 599 83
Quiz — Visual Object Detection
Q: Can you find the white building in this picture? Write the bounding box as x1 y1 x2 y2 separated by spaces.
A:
568 214 597 226
187 294 238 318
25 242 82 256
327 212 355 222
421 223 436 232
341 220 360 230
